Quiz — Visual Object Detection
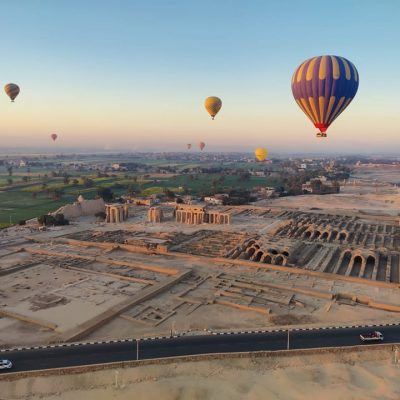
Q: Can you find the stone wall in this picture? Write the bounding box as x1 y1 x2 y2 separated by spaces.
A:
52 198 105 220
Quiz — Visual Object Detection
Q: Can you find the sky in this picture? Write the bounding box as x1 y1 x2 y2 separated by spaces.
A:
0 0 399 154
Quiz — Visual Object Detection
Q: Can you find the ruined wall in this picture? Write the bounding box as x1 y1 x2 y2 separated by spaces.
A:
53 199 105 219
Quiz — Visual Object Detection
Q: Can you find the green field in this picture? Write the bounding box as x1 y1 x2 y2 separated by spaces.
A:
0 159 280 224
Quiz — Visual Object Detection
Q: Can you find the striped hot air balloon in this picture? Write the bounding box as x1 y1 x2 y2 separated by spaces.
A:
291 56 359 138
4 83 20 102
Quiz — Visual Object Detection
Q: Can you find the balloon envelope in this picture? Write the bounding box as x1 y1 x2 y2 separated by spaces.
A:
187 143 192 150
51 133 58 142
255 147 268 161
198 142 205 151
291 56 359 136
204 96 222 120
4 83 20 102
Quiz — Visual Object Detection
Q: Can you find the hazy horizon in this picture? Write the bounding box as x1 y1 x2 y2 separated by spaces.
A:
0 146 399 159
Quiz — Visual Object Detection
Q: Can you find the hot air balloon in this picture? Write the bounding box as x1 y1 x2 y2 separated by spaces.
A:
198 142 205 151
255 148 268 161
204 96 222 120
50 133 58 142
187 143 192 150
4 83 20 102
291 56 359 138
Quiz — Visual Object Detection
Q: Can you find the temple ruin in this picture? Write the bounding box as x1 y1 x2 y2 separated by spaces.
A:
175 204 231 225
227 211 400 284
148 206 164 223
105 204 129 223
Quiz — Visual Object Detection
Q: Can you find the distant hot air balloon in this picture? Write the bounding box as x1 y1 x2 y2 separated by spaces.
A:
255 147 268 161
198 142 206 151
187 143 192 150
50 133 58 142
4 83 20 102
204 96 222 120
291 56 359 138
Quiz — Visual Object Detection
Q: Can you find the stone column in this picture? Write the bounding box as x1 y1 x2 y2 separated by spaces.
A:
345 256 355 276
106 206 110 222
371 255 379 281
332 252 346 275
386 254 392 282
359 258 367 278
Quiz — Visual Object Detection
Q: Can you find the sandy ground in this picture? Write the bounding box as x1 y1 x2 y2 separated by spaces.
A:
2 350 400 400
255 182 400 216
351 166 400 184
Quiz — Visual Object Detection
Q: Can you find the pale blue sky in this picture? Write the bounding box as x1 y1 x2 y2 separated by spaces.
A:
0 0 399 153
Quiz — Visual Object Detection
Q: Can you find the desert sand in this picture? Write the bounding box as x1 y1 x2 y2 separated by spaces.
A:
257 184 400 216
2 349 400 400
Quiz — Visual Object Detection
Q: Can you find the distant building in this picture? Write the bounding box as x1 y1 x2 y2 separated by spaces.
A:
258 187 277 198
123 196 154 206
302 178 340 194
204 196 224 205
111 163 127 171
252 171 265 177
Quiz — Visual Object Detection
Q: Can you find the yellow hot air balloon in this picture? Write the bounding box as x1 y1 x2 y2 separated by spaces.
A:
204 96 222 120
4 83 20 102
255 148 268 161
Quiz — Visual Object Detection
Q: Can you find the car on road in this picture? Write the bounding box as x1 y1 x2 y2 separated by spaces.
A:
0 359 12 370
360 331 384 342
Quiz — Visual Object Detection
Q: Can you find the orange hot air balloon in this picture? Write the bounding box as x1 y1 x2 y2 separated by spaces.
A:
187 143 192 150
4 83 20 102
204 96 222 120
50 133 58 142
198 142 205 151
255 148 268 161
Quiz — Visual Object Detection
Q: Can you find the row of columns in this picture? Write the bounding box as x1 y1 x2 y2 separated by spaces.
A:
176 210 204 224
175 210 231 225
205 212 231 224
148 207 163 223
106 204 129 223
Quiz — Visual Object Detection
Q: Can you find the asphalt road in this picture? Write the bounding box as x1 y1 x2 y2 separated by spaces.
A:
1 325 399 373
